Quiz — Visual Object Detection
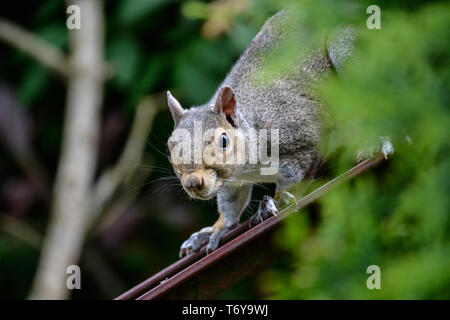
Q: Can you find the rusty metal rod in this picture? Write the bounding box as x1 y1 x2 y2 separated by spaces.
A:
116 153 386 300
114 220 251 300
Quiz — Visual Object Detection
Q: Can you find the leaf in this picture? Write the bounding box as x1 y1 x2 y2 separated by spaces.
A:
107 37 142 89
36 23 67 49
117 0 170 25
19 65 49 106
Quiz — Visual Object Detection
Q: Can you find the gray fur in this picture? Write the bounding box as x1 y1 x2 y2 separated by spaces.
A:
170 11 354 255
327 27 356 73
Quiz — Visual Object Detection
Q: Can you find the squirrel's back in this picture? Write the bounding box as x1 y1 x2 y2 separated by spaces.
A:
210 11 333 160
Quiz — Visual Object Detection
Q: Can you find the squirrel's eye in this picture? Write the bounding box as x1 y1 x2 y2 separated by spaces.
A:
220 132 229 149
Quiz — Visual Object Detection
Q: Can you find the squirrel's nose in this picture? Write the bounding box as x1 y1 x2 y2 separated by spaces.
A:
185 175 204 191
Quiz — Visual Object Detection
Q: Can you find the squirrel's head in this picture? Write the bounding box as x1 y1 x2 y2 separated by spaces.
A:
166 86 245 200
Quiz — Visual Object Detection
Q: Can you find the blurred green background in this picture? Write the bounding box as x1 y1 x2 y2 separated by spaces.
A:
0 0 448 299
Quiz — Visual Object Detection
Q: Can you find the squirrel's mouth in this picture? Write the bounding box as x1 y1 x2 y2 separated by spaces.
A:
189 192 216 200
184 187 218 200
182 172 223 200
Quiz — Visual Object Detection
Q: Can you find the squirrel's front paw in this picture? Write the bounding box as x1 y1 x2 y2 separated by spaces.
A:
205 232 222 255
205 227 231 255
249 195 278 227
179 227 213 257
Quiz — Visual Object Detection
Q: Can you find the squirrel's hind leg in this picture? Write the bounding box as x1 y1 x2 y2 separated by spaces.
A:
248 195 279 227
248 186 296 228
248 157 313 227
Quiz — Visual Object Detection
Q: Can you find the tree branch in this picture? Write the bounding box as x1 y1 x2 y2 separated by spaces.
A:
28 0 105 299
1 215 42 250
88 96 159 227
0 18 69 78
0 17 112 79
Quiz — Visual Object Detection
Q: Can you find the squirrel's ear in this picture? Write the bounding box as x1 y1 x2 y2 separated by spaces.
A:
214 86 238 127
167 91 185 125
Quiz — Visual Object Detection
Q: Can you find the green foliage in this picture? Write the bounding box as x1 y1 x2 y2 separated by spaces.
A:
263 1 450 299
107 36 143 90
116 0 170 25
19 65 49 106
18 23 66 105
0 236 39 299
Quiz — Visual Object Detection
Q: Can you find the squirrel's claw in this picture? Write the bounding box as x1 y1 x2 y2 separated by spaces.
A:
179 227 213 258
380 136 394 159
356 136 395 162
278 191 297 206
249 195 278 228
205 227 231 255
206 234 220 255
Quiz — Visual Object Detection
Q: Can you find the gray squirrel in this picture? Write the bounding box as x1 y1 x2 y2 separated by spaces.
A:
166 11 359 256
